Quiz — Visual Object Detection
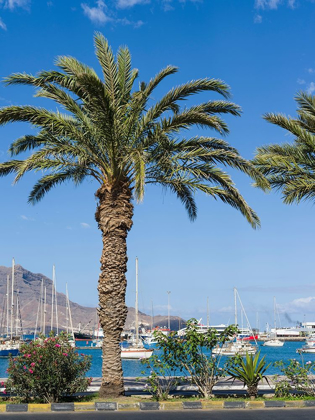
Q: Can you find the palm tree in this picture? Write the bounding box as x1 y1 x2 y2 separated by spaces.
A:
0 33 265 397
253 92 315 204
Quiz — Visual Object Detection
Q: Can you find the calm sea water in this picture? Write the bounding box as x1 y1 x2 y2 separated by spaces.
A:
0 341 312 378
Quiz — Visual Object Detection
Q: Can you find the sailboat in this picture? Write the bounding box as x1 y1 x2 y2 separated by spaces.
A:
263 297 284 347
212 288 257 356
0 258 21 357
121 258 153 360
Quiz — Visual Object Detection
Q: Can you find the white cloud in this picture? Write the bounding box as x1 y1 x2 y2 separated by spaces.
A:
255 0 281 9
116 0 150 7
307 82 315 94
297 78 306 85
254 14 262 23
81 0 113 24
0 16 6 30
80 222 90 228
308 68 315 74
20 215 35 221
117 17 144 27
3 0 30 10
255 0 296 9
279 296 315 314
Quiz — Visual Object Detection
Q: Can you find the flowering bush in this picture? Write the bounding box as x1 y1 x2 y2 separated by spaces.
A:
6 333 92 403
274 359 315 398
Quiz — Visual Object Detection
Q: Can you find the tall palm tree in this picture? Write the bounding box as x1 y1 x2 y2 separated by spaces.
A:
0 34 266 397
253 92 315 204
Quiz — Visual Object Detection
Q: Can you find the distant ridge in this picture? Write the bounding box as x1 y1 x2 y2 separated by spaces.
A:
0 265 186 333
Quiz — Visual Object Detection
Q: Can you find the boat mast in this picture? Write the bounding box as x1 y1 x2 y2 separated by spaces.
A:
273 296 277 333
51 265 55 333
15 291 18 336
66 283 69 334
54 270 59 335
234 287 237 326
40 279 44 334
6 275 9 337
207 297 210 328
151 300 154 331
167 291 171 331
10 258 15 340
43 286 47 336
135 257 139 346
67 289 75 341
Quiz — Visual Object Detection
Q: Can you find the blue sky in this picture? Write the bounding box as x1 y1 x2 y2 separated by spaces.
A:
1 0 315 331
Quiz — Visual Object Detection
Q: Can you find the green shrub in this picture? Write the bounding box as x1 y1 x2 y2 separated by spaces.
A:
6 332 92 403
140 354 179 401
154 318 238 398
227 352 270 399
274 359 315 398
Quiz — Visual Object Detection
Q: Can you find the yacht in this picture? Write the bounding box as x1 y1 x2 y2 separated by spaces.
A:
212 340 257 356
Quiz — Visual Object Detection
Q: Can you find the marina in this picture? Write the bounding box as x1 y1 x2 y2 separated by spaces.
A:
0 340 313 378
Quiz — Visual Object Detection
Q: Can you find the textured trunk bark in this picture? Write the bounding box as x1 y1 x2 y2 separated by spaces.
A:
95 183 133 398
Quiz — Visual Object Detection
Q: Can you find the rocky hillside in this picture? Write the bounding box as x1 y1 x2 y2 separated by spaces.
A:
0 265 185 333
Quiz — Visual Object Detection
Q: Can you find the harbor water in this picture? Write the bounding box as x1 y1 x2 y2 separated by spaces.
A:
0 340 313 378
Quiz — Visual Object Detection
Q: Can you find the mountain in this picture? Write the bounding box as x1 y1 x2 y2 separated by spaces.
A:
0 265 186 333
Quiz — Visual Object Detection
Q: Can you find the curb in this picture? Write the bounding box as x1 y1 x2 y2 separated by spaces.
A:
0 400 315 412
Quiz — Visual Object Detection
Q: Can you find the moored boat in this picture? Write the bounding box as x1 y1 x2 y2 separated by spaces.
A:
263 339 284 347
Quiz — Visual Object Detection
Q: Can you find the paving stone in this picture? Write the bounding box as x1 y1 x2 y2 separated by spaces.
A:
6 404 28 412
224 401 245 409
183 401 202 409
202 401 224 409
161 402 183 410
264 400 285 408
74 402 95 411
139 402 160 411
285 400 304 408
304 400 315 407
28 404 51 412
246 401 265 409
51 403 74 411
95 402 117 411
118 403 140 411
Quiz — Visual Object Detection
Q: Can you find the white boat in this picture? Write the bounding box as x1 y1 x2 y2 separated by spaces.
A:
0 339 20 357
121 258 154 360
263 339 284 347
263 297 285 347
0 258 22 357
121 347 153 359
297 340 315 354
212 340 257 356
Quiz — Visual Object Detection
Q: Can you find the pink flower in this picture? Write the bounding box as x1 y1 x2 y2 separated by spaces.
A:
3 390 6 395
1 382 4 386
27 354 31 358
62 353 68 357
33 351 36 354
23 366 27 370
31 363 35 367
39 356 43 358
55 344 61 348
29 369 33 374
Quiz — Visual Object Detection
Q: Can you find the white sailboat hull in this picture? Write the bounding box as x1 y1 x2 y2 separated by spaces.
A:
263 340 284 347
212 342 257 356
297 347 315 354
121 348 153 359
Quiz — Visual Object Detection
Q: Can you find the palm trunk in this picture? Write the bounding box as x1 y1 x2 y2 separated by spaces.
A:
95 183 133 398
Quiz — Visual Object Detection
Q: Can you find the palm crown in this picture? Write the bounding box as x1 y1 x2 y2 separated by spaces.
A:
0 33 265 227
253 92 315 204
